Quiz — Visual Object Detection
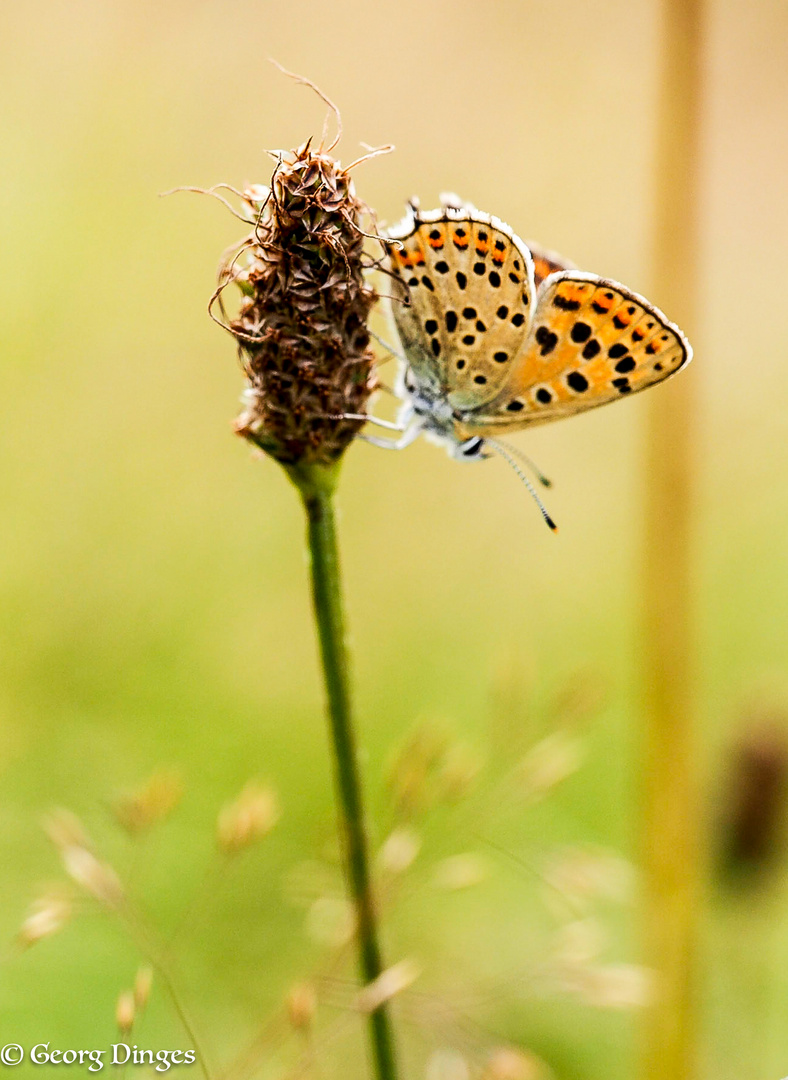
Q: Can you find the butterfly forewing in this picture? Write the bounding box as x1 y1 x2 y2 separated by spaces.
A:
473 272 691 428
387 209 536 410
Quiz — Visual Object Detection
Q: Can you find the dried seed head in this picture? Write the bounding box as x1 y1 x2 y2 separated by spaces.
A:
387 720 453 817
719 717 788 875
44 810 125 909
219 136 381 477
61 846 125 909
542 847 634 913
305 895 355 947
17 894 72 949
286 982 317 1030
426 1049 470 1080
112 770 184 836
378 827 421 874
482 1048 549 1080
355 958 420 1013
553 962 653 1009
436 743 481 802
43 809 91 852
552 917 606 966
116 989 136 1034
515 731 585 804
216 782 280 854
432 853 489 891
134 967 154 1009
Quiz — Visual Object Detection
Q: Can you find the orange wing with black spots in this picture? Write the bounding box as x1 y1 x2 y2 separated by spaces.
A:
465 272 692 430
386 206 537 410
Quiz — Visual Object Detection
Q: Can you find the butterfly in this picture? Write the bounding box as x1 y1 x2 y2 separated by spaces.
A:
374 194 692 528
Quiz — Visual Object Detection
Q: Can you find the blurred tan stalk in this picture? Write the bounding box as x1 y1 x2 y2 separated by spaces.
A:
641 0 705 1076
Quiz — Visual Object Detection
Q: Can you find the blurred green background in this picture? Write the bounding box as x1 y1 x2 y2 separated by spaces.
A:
2 1 788 1077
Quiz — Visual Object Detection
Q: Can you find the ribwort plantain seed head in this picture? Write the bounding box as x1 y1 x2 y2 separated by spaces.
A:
223 139 379 482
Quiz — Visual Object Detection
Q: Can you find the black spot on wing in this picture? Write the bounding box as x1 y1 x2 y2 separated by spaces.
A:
582 339 600 359
535 326 558 355
553 295 581 311
614 356 636 373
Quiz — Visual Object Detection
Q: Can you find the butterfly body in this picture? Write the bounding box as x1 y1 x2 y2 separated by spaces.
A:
384 196 691 462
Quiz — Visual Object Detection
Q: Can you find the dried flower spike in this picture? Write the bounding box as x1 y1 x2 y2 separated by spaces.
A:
216 781 279 854
112 769 184 836
115 990 136 1035
355 959 420 1013
43 810 125 909
17 894 71 949
218 93 383 483
134 966 154 1009
482 1048 549 1080
286 982 317 1030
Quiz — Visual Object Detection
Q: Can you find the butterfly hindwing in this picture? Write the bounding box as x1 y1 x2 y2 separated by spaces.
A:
387 207 536 410
472 272 692 428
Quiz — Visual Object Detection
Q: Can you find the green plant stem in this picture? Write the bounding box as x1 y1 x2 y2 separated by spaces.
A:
293 464 399 1080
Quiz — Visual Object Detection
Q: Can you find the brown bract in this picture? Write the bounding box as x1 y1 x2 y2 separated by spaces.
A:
224 140 379 470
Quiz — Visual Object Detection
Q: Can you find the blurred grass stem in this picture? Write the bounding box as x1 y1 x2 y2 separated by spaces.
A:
117 903 213 1080
642 0 704 1076
292 462 399 1080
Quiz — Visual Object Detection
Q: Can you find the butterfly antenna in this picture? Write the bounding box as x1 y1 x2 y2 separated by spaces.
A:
496 438 552 488
485 438 558 532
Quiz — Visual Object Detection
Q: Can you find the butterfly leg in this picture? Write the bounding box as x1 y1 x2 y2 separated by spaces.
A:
358 421 423 451
369 328 406 361
331 412 407 431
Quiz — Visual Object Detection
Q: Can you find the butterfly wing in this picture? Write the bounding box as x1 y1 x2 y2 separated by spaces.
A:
525 241 576 287
386 206 536 410
463 271 692 430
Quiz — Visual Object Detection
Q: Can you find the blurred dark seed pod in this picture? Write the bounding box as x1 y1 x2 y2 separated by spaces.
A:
223 139 379 476
718 717 788 880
